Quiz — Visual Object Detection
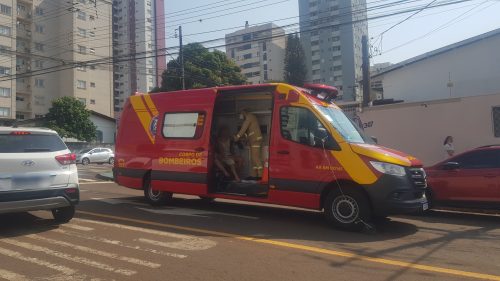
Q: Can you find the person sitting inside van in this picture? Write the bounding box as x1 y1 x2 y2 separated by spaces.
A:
215 126 242 182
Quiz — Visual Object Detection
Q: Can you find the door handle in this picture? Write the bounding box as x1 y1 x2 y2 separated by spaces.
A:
277 150 289 155
195 147 205 152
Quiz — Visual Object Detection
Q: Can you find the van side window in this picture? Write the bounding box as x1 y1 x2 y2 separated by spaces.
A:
162 112 205 139
280 106 339 150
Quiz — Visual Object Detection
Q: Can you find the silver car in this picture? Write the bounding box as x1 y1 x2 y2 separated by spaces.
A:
76 147 115 165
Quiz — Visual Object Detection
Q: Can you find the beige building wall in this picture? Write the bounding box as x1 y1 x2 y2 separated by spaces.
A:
359 93 500 166
0 0 113 122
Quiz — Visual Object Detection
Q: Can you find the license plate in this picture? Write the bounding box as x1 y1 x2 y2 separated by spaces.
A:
13 176 45 188
423 202 429 211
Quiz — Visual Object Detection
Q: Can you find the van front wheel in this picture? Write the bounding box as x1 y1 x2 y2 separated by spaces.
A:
324 189 371 231
144 179 172 206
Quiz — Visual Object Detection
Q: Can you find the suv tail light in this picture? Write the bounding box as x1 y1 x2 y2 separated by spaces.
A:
10 131 31 135
56 153 76 165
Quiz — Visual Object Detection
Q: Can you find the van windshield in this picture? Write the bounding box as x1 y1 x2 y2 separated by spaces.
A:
315 105 371 144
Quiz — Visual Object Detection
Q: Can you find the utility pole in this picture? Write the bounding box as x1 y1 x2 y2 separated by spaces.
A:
361 35 371 107
178 26 185 90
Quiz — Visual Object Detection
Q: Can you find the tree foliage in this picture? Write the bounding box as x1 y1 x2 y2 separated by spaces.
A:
160 43 246 91
46 97 97 142
284 34 307 86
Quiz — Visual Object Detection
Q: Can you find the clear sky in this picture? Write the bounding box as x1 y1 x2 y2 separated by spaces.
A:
165 0 500 65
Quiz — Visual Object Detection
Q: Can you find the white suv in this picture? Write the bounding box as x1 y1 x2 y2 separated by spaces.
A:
0 127 79 223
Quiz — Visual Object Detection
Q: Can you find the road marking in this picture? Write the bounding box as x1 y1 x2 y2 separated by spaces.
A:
54 228 187 259
1 239 136 276
136 207 259 219
79 179 97 182
75 218 216 251
0 246 76 275
27 235 161 269
90 198 148 207
78 210 500 281
79 181 115 185
64 224 94 231
0 268 28 281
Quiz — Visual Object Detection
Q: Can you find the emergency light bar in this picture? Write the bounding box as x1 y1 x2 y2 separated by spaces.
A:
301 83 339 103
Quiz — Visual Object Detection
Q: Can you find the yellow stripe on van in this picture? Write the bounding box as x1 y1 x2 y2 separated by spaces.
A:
143 94 159 116
331 144 378 185
130 96 155 144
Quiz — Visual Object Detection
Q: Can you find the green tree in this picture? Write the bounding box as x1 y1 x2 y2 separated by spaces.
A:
161 43 246 91
284 34 307 86
46 97 97 142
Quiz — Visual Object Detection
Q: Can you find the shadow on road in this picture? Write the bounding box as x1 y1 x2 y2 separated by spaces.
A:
0 212 60 238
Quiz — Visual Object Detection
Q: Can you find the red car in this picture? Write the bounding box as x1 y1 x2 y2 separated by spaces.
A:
425 145 500 209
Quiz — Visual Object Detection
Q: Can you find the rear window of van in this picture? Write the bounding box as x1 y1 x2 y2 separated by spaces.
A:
0 134 67 153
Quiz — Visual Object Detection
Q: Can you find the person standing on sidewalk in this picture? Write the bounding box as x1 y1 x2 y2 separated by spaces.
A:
443 136 455 158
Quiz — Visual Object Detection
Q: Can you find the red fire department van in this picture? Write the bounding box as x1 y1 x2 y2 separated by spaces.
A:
114 83 427 230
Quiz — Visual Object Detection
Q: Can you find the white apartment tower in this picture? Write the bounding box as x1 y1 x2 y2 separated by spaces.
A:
299 0 368 101
0 0 114 121
112 0 166 116
225 23 286 84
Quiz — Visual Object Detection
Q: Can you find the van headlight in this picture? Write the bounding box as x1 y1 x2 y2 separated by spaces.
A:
370 161 406 177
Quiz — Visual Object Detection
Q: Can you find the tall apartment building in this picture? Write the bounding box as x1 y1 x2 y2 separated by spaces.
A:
299 0 368 101
225 23 286 84
112 0 166 116
0 0 114 121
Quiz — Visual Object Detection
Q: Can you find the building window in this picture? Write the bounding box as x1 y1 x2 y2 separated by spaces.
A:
78 45 86 54
90 99 95 104
16 113 25 120
35 43 44 51
35 7 44 16
493 107 500 137
35 60 44 68
163 112 205 139
90 82 96 87
78 28 86 37
77 11 86 20
35 24 44 33
0 87 10 97
35 78 44 88
0 66 10 75
0 25 11 36
0 107 10 117
0 4 12 15
243 53 252 60
78 98 86 105
311 40 319 46
77 80 87 89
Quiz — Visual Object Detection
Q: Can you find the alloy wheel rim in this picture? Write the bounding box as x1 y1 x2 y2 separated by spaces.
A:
332 195 359 224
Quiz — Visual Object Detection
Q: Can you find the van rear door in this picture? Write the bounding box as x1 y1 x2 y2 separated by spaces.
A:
151 90 216 195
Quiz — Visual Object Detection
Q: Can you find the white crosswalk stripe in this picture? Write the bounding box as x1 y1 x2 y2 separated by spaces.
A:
64 225 94 232
78 179 97 182
0 268 29 281
54 228 187 259
0 246 76 275
76 218 217 251
27 234 161 269
1 239 136 276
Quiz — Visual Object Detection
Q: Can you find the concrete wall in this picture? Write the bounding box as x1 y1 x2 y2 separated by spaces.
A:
359 93 500 166
377 33 500 103
89 115 116 144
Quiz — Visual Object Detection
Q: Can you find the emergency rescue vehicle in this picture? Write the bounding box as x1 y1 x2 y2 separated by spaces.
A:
114 83 428 230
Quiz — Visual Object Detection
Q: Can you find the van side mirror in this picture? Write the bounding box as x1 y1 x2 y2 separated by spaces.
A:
371 136 378 144
442 162 460 170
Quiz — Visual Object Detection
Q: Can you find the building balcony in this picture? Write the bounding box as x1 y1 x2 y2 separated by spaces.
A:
16 10 33 22
16 81 31 94
16 29 32 40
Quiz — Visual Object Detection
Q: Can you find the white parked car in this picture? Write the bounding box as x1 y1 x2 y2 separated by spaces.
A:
76 147 114 165
0 127 79 223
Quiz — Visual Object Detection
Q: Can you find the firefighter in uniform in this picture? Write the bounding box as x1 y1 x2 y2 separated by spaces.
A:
234 109 263 178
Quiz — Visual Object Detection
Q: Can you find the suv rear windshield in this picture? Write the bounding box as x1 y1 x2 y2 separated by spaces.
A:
0 134 67 153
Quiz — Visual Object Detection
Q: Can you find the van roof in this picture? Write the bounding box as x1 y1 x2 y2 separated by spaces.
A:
150 83 278 96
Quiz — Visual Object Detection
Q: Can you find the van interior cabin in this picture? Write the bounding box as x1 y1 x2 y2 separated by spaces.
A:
210 87 273 197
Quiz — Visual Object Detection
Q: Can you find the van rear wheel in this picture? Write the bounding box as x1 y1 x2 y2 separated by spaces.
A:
144 178 172 206
324 189 371 231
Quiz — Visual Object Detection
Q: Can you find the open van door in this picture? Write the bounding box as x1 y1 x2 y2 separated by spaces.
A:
150 89 216 196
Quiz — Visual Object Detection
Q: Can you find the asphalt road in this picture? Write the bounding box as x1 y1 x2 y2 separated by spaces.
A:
0 165 499 281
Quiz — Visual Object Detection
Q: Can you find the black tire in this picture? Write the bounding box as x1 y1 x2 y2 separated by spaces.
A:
199 196 215 203
82 158 90 165
109 157 115 165
324 188 371 231
52 206 75 224
144 176 172 206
